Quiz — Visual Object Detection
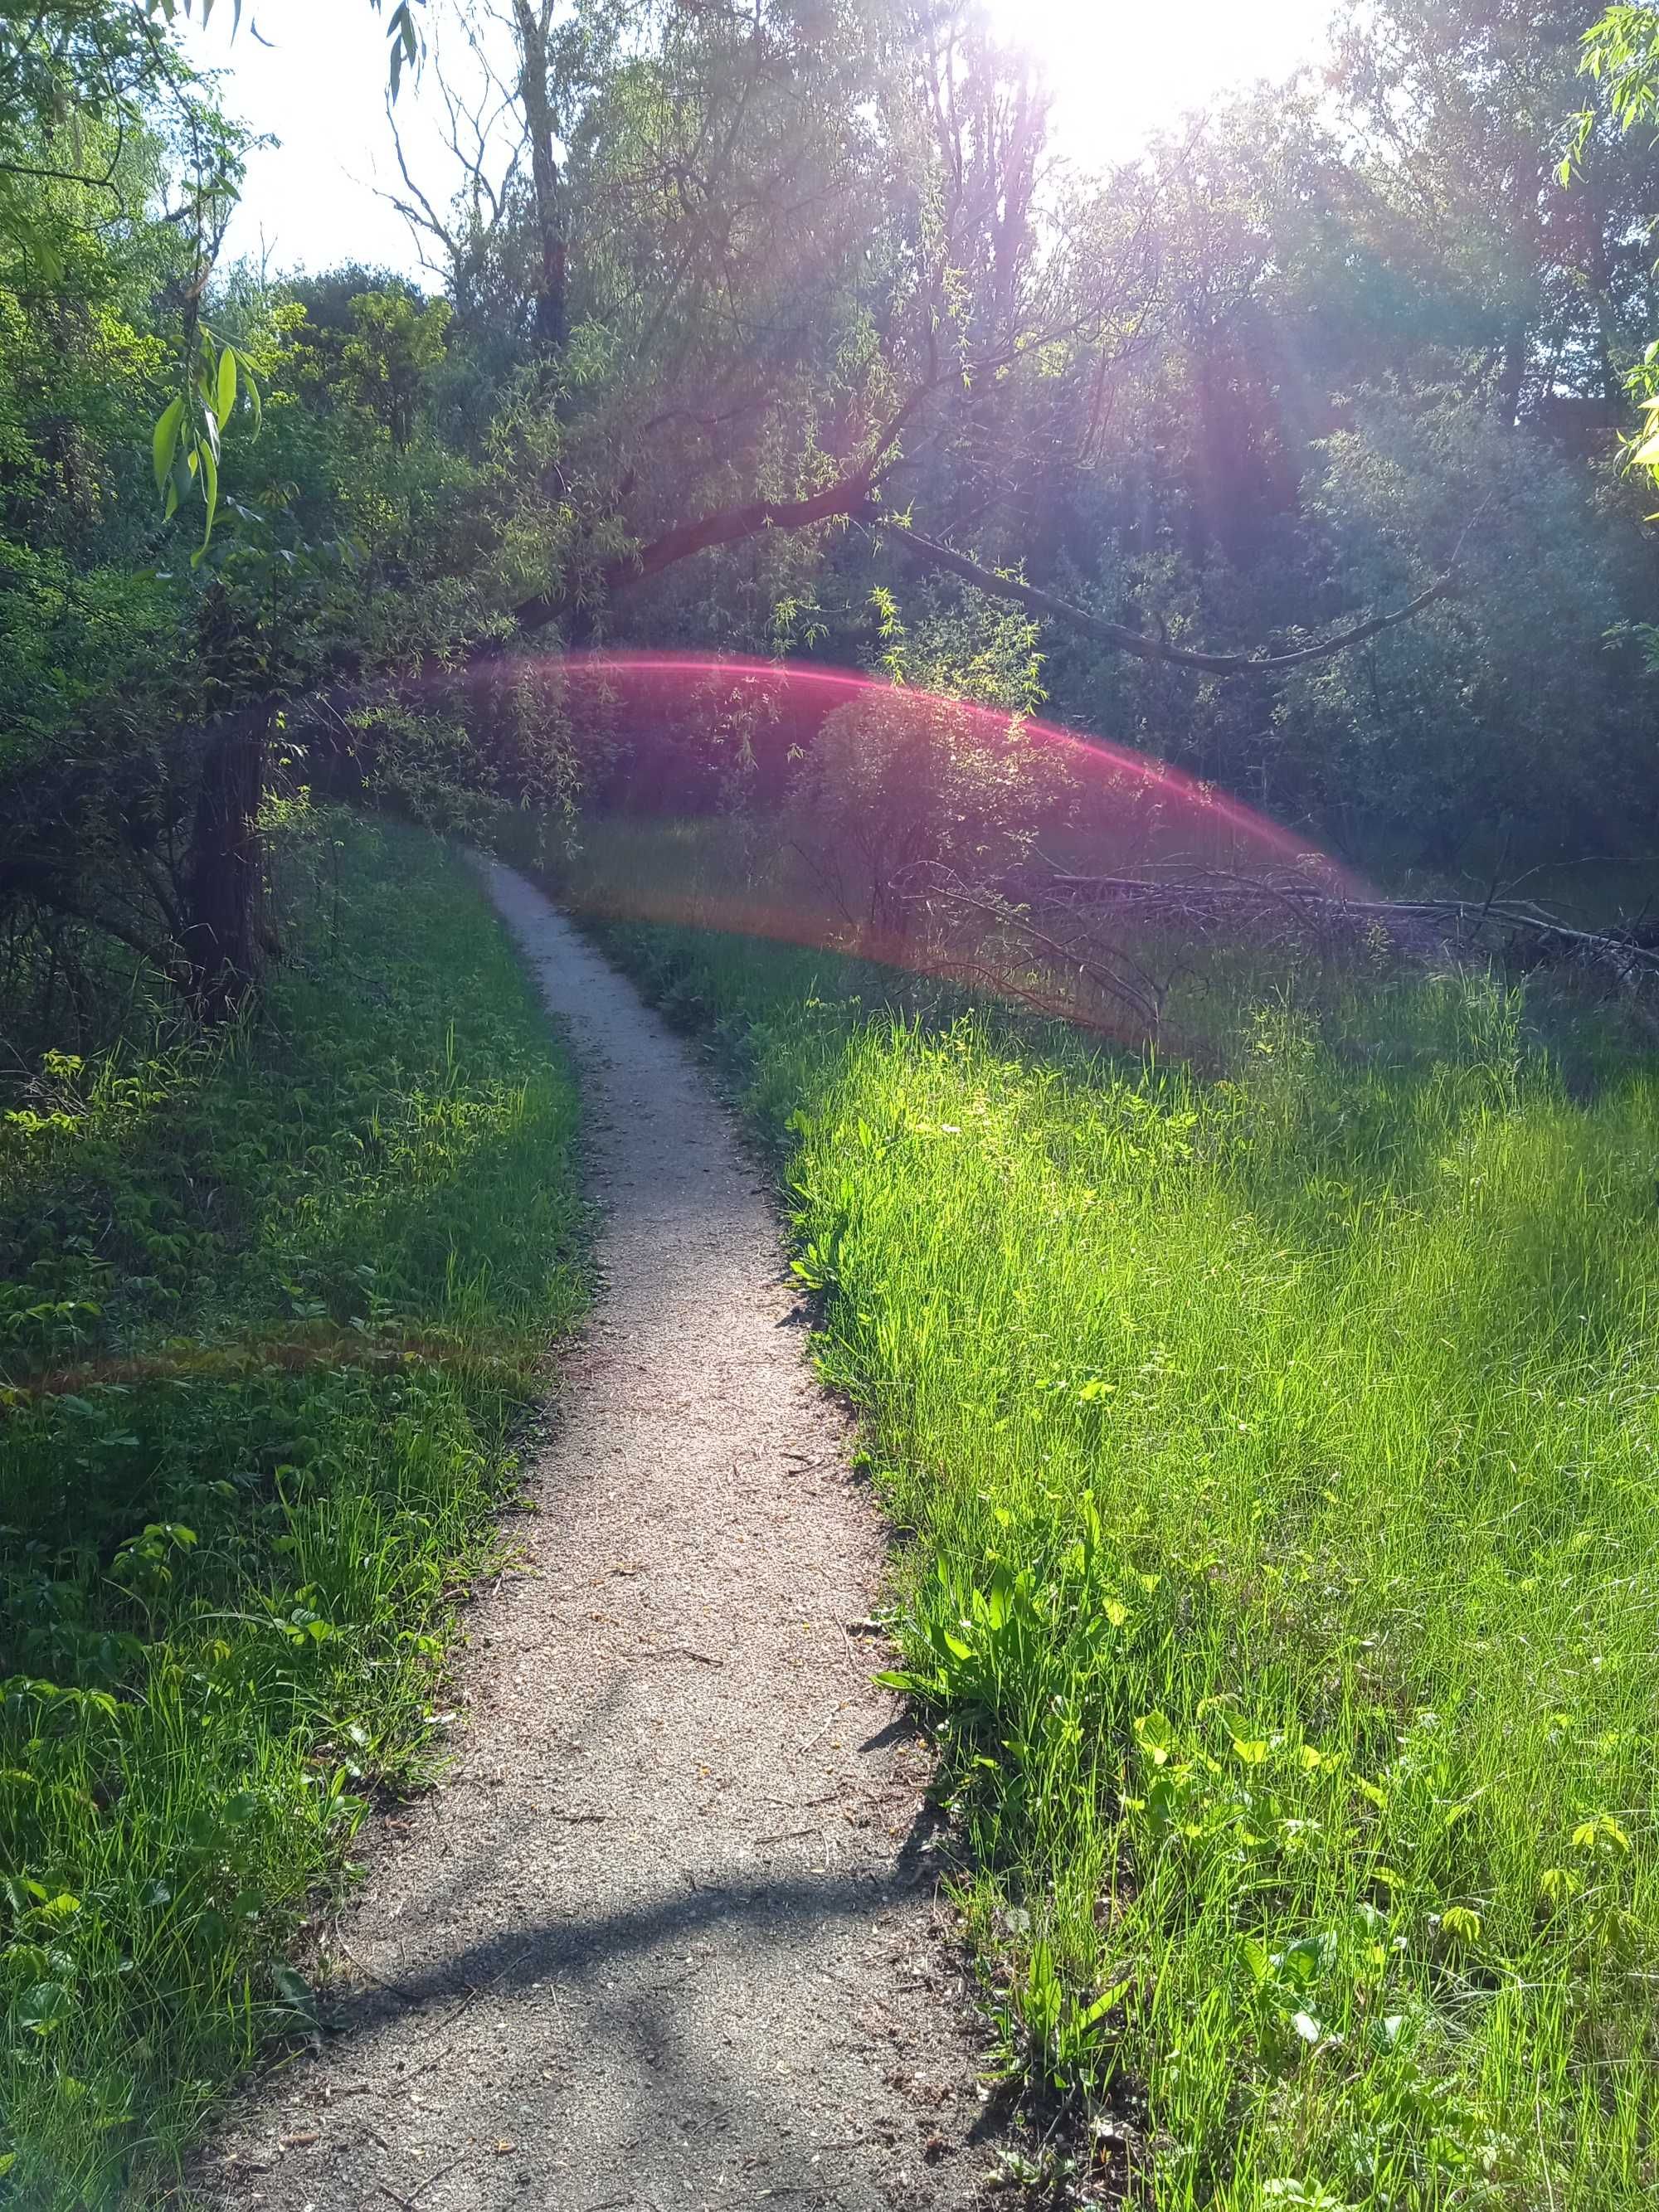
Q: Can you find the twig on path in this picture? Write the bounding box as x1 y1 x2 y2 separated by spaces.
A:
335 1936 427 2001
426 1945 536 2035
376 2154 470 2210
798 1708 845 1752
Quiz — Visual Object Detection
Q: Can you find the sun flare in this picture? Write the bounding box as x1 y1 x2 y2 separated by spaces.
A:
983 0 1337 156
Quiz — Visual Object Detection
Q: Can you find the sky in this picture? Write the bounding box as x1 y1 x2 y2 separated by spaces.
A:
179 0 1340 283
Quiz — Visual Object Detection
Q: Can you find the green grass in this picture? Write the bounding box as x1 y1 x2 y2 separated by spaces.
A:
566 822 1659 2211
0 810 585 2207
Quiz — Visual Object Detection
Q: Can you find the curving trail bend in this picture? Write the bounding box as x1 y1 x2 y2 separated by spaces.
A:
203 860 984 2212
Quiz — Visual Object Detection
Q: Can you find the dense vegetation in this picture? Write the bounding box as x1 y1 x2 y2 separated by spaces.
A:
0 818 584 2201
9 0 1659 2202
563 819 1659 2210
9 0 1659 1045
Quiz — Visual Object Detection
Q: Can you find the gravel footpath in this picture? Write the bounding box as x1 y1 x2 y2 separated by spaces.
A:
200 859 988 2212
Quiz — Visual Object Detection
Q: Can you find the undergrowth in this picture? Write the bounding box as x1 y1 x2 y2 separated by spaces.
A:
571 827 1659 2212
0 810 585 2207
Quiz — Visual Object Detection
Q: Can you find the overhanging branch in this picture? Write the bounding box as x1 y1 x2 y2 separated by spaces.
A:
512 467 876 633
877 518 1458 674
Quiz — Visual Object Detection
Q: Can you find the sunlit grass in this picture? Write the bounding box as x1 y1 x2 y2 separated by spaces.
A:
577 825 1659 2211
0 814 586 2206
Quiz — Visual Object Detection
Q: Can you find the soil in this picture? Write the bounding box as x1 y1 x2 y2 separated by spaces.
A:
197 859 992 2212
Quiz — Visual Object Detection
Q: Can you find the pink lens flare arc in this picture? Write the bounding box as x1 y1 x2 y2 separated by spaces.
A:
502 648 1352 885
479 649 1366 1051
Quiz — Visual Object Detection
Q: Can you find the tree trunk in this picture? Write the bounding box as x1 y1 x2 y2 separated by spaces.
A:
182 704 272 1021
1496 315 1529 425
513 0 567 353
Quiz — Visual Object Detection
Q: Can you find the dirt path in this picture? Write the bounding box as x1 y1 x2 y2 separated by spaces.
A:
203 860 985 2212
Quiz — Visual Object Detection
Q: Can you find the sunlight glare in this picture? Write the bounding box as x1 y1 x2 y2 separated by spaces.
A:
984 0 1337 158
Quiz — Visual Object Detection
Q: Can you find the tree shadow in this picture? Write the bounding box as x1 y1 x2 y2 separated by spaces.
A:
210 1796 975 2210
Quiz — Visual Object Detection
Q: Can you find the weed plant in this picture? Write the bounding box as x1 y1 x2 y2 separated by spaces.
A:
573 823 1659 2211
0 813 585 2205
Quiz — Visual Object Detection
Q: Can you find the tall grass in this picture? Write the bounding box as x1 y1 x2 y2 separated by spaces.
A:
575 826 1659 2211
0 813 585 2206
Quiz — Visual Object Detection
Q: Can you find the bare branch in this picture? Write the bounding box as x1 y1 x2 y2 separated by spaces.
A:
875 518 1461 676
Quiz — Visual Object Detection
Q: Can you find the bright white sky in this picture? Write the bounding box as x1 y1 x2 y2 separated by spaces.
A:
180 0 1340 283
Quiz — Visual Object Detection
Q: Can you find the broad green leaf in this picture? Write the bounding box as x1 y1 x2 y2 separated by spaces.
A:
985 1570 1011 1631
17 1981 69 2035
216 346 238 429
152 396 184 495
1079 1977 1131 2027
1133 1710 1173 1765
192 443 219 566
1571 1813 1631 1854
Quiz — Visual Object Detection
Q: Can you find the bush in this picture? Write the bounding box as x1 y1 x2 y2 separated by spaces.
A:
786 688 1071 936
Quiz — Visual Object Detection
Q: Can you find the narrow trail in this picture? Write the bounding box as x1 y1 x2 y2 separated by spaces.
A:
205 861 985 2212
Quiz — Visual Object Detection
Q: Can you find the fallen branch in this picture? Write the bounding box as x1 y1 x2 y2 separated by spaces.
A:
894 862 1167 1028
1017 869 1659 990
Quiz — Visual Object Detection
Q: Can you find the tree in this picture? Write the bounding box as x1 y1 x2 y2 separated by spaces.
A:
1579 3 1659 479
1331 0 1659 423
10 0 1659 1043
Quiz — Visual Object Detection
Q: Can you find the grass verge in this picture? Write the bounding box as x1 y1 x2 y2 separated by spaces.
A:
567 828 1659 2212
0 811 585 2207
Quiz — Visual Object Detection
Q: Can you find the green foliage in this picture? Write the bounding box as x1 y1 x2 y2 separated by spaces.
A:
141 1 425 98
1275 392 1652 853
10 0 1659 1036
1578 5 1659 153
336 289 452 450
150 323 262 562
575 824 1659 2207
0 812 585 2204
786 686 1069 933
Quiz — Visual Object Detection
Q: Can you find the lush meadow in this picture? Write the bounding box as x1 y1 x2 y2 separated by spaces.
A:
557 819 1659 2211
0 818 585 2205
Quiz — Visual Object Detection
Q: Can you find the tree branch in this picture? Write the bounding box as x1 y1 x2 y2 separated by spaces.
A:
874 518 1460 675
511 467 876 632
